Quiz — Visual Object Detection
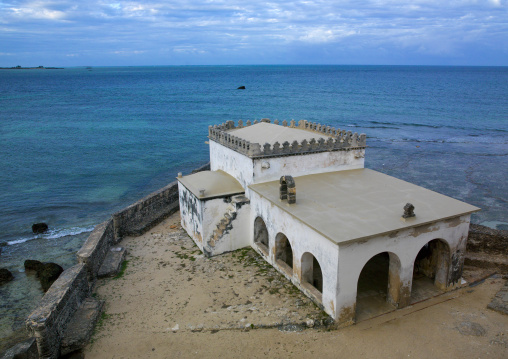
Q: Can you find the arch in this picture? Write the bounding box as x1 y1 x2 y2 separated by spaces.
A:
253 217 269 255
355 252 401 322
301 252 323 298
275 233 293 276
279 175 296 204
411 239 451 299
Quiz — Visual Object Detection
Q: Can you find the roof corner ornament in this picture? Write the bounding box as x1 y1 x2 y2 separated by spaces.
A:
280 175 296 204
402 203 415 219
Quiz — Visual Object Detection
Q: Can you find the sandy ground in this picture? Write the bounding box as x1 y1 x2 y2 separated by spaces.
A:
85 212 508 359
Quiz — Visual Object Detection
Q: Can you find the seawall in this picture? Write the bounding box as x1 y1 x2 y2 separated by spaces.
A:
8 163 211 359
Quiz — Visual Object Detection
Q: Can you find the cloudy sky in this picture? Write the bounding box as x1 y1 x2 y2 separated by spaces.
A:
1 0 507 66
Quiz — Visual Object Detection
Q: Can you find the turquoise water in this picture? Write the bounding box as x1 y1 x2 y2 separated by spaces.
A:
1 65 507 349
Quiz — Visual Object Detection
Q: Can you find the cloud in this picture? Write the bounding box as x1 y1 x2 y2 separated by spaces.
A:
0 0 506 65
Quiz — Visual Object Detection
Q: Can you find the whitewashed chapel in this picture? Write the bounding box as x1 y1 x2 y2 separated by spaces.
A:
177 119 479 326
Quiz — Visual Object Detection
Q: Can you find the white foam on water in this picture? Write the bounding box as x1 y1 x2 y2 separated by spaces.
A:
7 225 95 246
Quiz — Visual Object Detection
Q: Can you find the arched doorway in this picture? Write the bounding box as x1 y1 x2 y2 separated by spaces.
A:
301 252 323 300
275 233 293 275
411 239 450 302
355 252 400 322
253 217 269 255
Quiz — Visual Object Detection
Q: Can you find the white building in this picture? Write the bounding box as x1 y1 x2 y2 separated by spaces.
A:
177 119 480 326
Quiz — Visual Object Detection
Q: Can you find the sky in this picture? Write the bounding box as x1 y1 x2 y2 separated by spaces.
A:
0 0 507 66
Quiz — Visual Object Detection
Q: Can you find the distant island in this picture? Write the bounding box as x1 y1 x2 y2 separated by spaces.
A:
0 65 64 70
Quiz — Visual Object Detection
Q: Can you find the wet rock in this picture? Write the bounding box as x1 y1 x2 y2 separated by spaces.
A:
237 86 246 90
0 268 14 284
32 222 48 234
24 259 44 273
0 337 37 359
467 224 508 255
39 263 64 292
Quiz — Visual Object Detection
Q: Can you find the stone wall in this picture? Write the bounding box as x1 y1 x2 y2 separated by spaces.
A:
23 162 210 358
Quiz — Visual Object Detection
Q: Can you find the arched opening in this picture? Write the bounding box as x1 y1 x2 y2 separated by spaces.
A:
275 233 293 276
301 252 323 300
356 252 399 322
253 217 269 255
411 239 450 302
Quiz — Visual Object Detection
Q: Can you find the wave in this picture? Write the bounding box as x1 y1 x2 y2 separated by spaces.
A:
7 225 95 246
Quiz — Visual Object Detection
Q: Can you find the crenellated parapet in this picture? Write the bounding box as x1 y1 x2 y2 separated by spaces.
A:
208 119 366 158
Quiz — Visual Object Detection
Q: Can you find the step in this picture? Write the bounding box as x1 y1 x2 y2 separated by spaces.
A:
231 194 250 205
60 298 104 356
97 247 127 278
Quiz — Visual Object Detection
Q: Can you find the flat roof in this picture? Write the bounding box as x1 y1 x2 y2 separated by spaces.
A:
177 170 244 200
229 122 332 144
249 168 480 245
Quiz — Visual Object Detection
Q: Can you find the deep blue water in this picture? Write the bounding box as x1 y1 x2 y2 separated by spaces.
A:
0 65 507 349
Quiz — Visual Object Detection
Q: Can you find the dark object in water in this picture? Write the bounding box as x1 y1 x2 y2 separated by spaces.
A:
0 268 14 284
237 86 246 89
39 263 64 292
24 259 64 291
24 259 44 272
32 222 48 234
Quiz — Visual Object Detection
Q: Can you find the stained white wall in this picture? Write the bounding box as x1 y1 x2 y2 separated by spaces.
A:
178 183 204 251
210 140 365 191
210 201 251 255
249 190 340 318
210 141 254 190
252 149 365 184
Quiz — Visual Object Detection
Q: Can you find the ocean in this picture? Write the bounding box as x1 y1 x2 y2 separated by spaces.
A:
1 65 507 350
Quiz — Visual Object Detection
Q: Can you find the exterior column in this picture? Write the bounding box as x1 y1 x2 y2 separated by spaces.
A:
387 259 413 308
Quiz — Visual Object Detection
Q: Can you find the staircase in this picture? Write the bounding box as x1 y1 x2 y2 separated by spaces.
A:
207 195 250 252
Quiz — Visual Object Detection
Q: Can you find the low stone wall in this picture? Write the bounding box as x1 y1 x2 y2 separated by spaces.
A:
76 220 115 281
26 264 89 358
113 162 210 239
23 162 210 358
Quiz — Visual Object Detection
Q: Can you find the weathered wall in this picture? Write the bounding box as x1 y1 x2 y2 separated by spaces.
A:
26 264 89 359
252 149 365 184
112 181 180 239
210 140 365 192
206 198 251 256
210 141 254 190
76 220 115 281
201 198 231 242
178 183 204 251
249 191 340 317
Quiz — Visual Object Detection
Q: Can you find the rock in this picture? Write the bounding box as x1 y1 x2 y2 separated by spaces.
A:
0 337 37 359
467 224 508 255
0 268 14 284
24 259 44 273
237 86 246 90
32 223 48 234
39 262 64 292
171 324 179 333
305 318 315 328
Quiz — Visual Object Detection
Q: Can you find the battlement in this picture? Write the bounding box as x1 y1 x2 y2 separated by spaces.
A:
208 119 366 158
